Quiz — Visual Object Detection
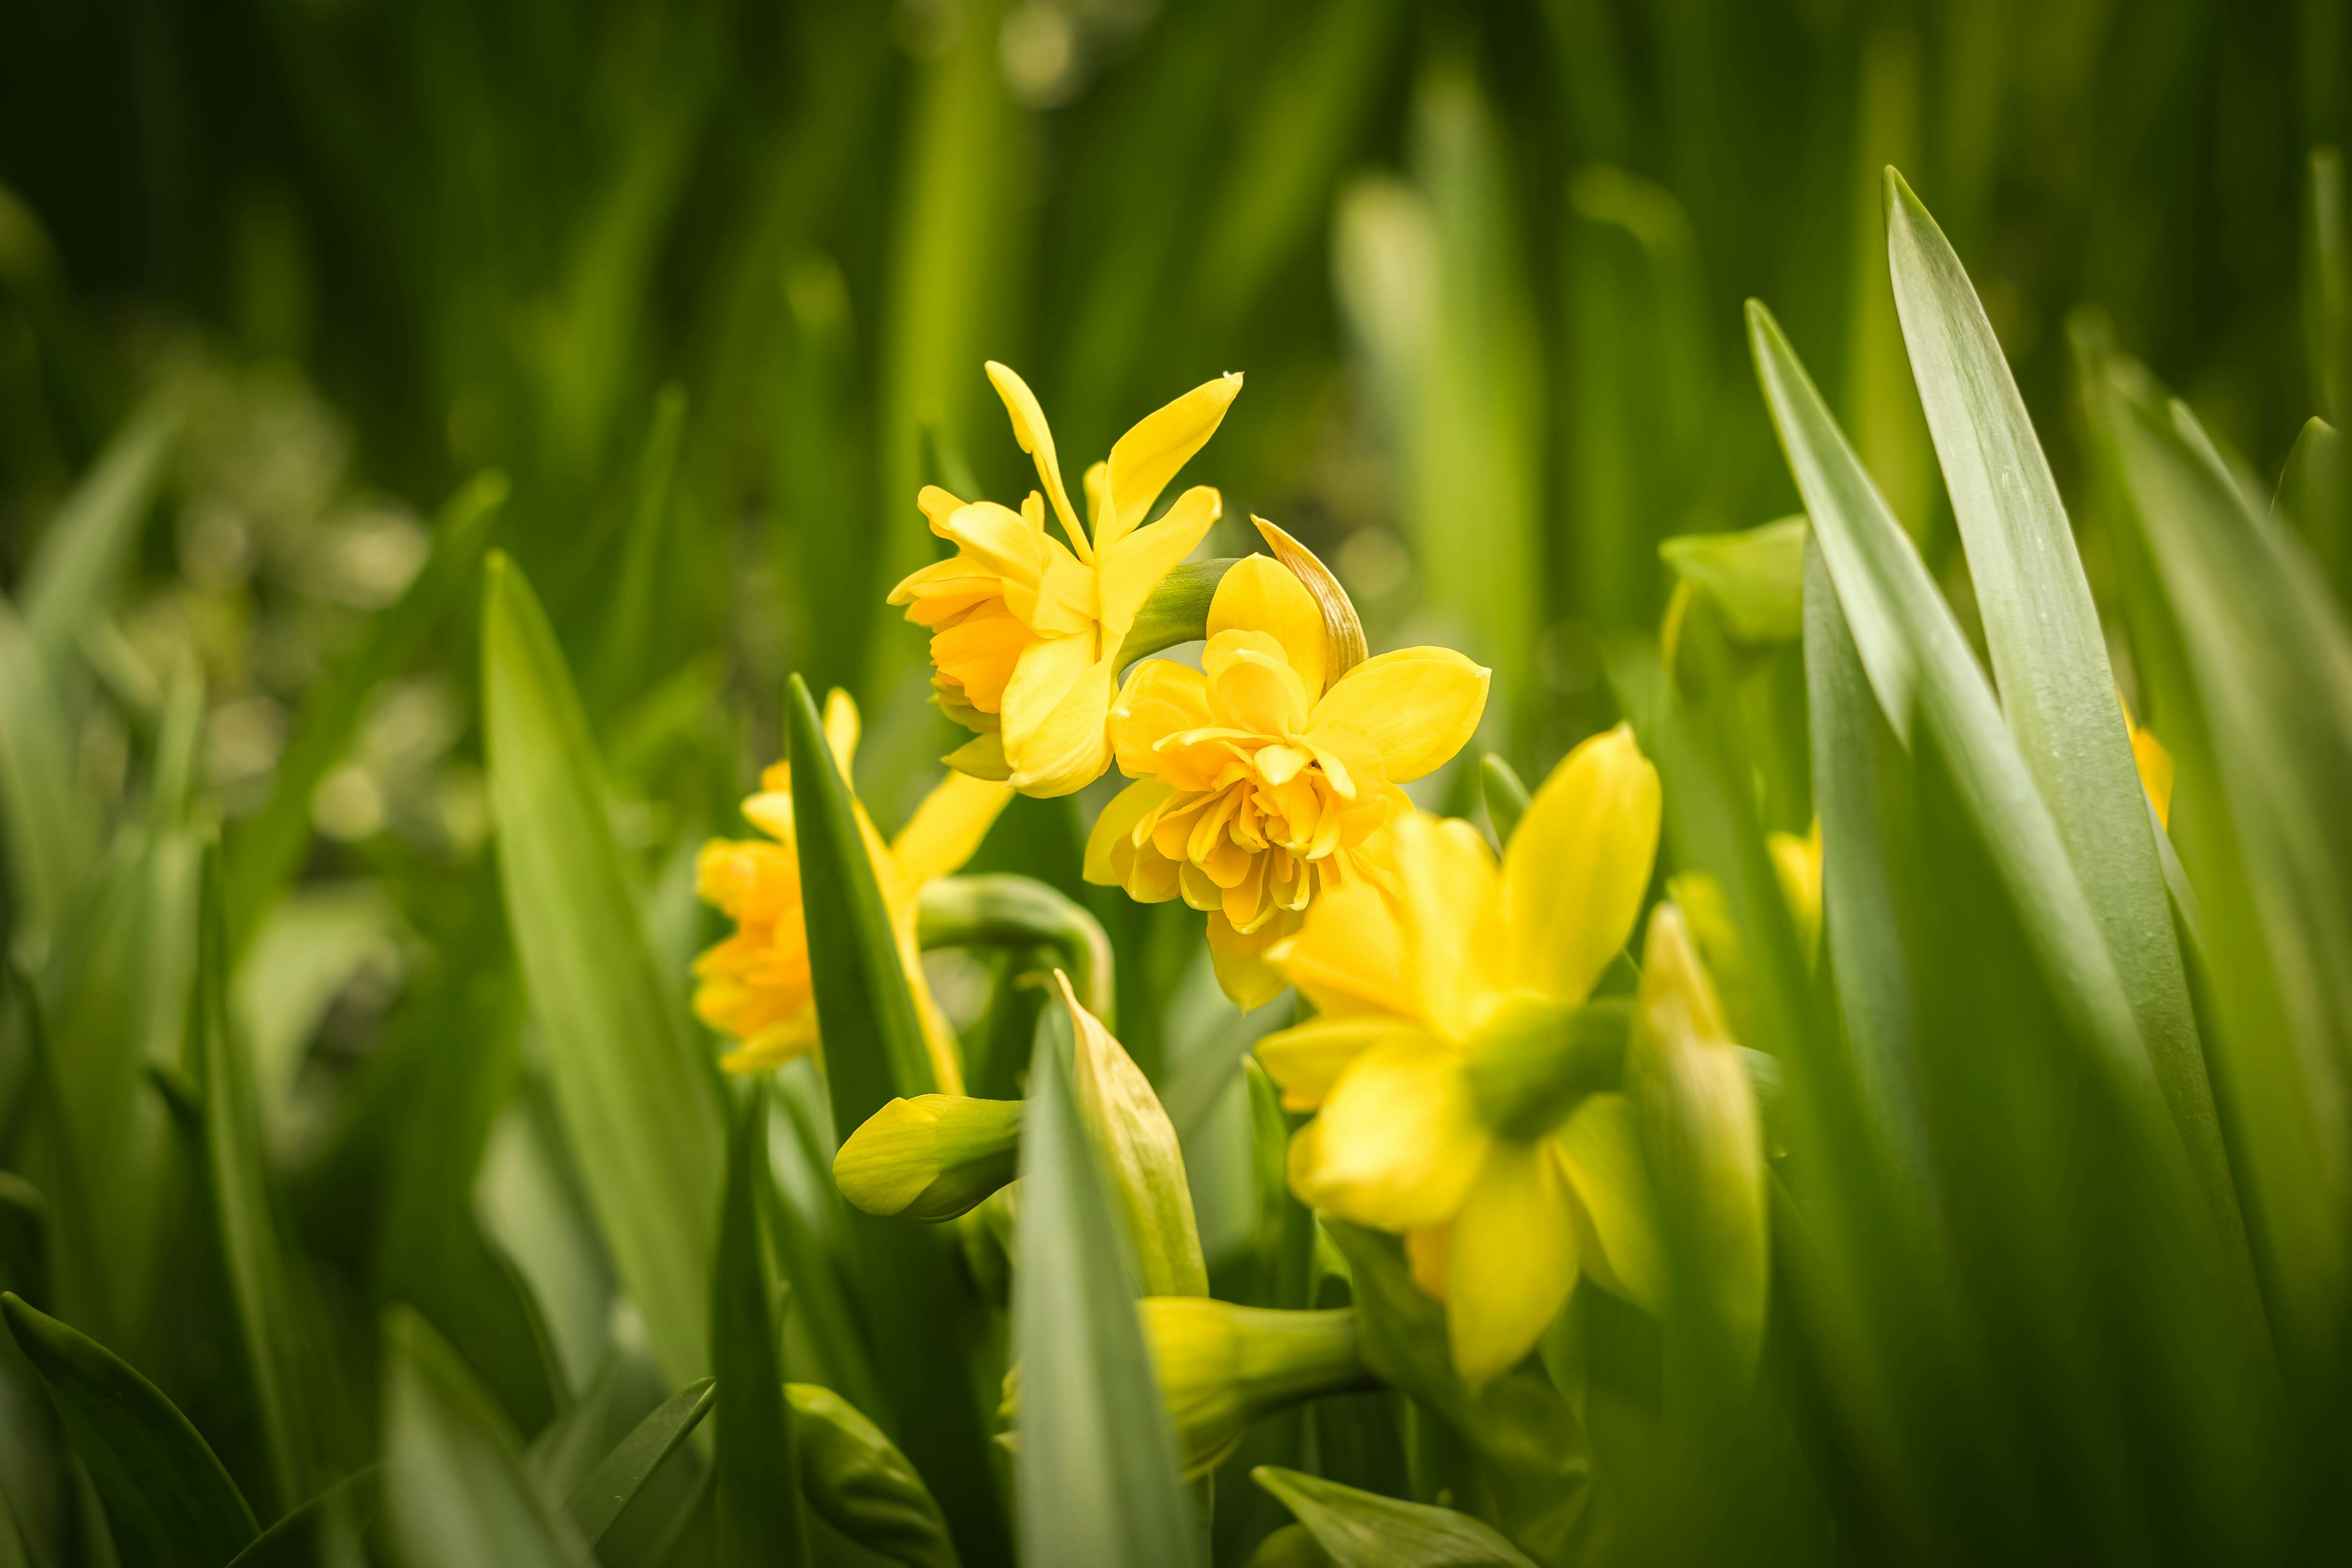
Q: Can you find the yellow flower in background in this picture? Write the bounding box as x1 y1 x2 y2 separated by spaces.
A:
1255 726 1664 1386
1084 548 1489 1009
888 362 1242 797
2121 691 2174 829
694 689 1012 1088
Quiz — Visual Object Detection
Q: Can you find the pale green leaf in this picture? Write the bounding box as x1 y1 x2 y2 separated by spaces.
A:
1252 1467 1536 1568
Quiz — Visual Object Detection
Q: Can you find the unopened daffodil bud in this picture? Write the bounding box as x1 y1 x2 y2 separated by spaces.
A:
788 1384 958 1568
832 1094 1023 1221
1137 1299 1371 1478
1629 902 1768 1370
1061 973 1209 1296
2120 689 2174 828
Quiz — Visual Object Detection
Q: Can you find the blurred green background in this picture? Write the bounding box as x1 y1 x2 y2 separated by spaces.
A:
0 0 2343 1559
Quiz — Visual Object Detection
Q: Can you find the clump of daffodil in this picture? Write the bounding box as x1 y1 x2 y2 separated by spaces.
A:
1137 1299 1369 1478
693 689 1011 1089
887 362 1241 797
1255 726 1665 1386
832 1093 1024 1221
1085 532 1489 1008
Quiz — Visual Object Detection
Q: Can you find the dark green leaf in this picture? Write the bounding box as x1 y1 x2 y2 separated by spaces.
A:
0 596 95 934
785 672 1010 1565
20 398 177 662
2 1291 256 1568
713 1081 807 1565
224 1469 378 1568
482 551 723 1388
1011 1013 1199 1568
228 471 504 951
1252 1467 1537 1568
381 1306 587 1568
565 1378 714 1547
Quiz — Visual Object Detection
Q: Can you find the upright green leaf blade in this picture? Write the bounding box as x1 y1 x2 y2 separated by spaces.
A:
20 399 177 662
712 1081 806 1566
565 1379 714 1547
1 1292 257 1568
482 552 722 1387
1252 1467 1537 1568
785 672 1009 1565
0 596 95 934
1012 1014 1199 1568
1882 170 2225 1224
381 1307 587 1568
224 1471 378 1568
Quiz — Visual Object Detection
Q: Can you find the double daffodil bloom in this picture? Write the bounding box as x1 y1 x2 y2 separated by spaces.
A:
1085 551 1489 1008
887 362 1241 797
693 690 1011 1087
1256 726 1665 1386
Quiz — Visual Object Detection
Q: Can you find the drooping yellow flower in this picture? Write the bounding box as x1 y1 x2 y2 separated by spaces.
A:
1254 726 1664 1386
887 362 1242 797
693 689 1011 1087
1084 548 1489 1008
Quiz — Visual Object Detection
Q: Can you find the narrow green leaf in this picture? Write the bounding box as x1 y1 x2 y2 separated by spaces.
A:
1252 1467 1538 1568
228 471 504 950
20 398 177 662
785 672 1010 1565
192 842 339 1514
1745 300 2185 1167
224 1469 378 1568
2 1292 257 1568
482 551 723 1388
1012 1015 1200 1568
713 1081 807 1565
1477 754 1530 847
593 386 687 713
1885 168 2223 1230
917 873 1114 1026
565 1378 714 1547
788 1383 958 1568
2273 416 2344 605
381 1307 587 1568
0 595 96 934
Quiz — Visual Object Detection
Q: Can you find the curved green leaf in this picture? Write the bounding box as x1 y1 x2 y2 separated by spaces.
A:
21 398 177 662
1 1291 256 1568
1012 1012 1199 1568
564 1378 714 1546
1882 169 2228 1232
482 551 722 1388
1252 1467 1536 1568
224 1469 378 1568
917 873 1114 1026
381 1307 586 1568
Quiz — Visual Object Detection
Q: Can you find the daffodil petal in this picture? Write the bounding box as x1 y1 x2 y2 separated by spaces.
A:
1111 658 1213 777
1503 724 1660 1006
1085 778 1172 885
1207 554 1328 697
1207 912 1291 1009
1098 485 1221 639
999 634 1096 753
1290 1036 1485 1231
1268 880 1409 1018
986 361 1088 558
1446 1140 1581 1387
1256 1013 1423 1111
1552 1092 1665 1315
891 771 1015 885
1208 646 1311 740
1099 372 1242 545
944 730 1012 780
1004 651 1118 797
1390 811 1503 1041
821 688 862 772
1306 648 1489 782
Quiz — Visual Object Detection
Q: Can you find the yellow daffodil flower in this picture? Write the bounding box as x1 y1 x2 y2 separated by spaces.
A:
1084 548 1490 1009
693 689 1012 1088
2121 690 2174 828
1254 726 1664 1386
887 362 1242 797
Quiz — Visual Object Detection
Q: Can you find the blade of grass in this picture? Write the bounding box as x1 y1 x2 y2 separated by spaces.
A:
1882 169 2228 1232
566 1379 714 1548
482 552 723 1388
712 1080 806 1566
784 672 1009 1565
381 1307 587 1568
20 398 177 663
1 1292 257 1568
1012 1011 1200 1568
226 471 504 951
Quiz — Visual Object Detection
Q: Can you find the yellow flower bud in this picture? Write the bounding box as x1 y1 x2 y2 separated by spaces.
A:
1061 973 1209 1296
832 1094 1024 1221
1137 1299 1369 1479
